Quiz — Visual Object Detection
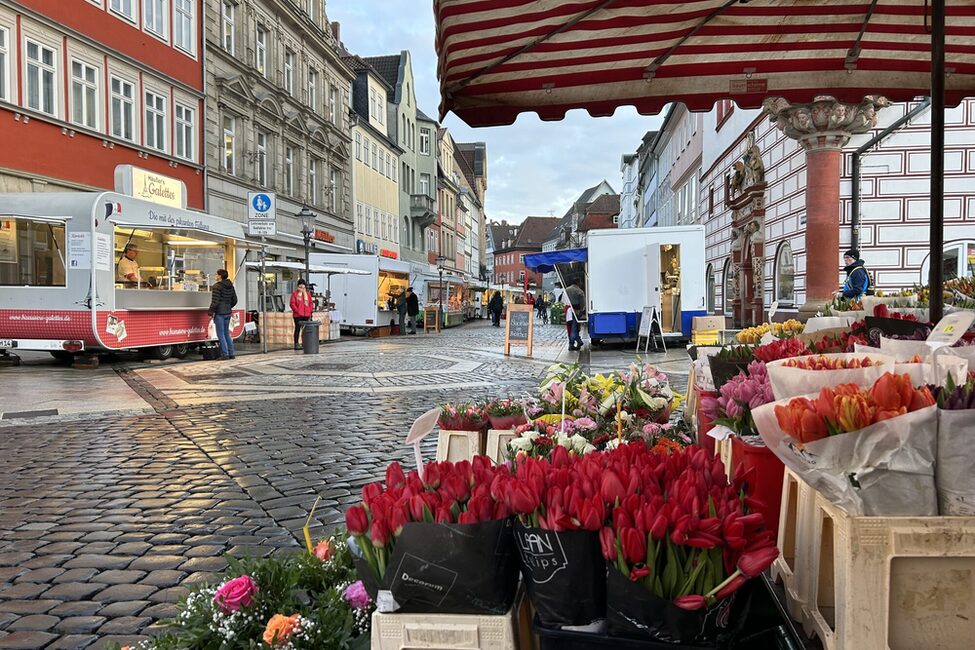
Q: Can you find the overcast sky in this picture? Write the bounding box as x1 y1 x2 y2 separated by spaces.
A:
328 1 664 223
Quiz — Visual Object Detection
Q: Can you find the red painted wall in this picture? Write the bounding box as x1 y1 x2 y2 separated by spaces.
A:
16 0 203 90
0 109 204 209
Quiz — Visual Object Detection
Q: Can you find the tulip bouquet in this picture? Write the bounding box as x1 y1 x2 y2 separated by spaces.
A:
736 324 770 344
597 444 778 643
781 355 880 370
437 402 488 432
753 372 939 516
766 352 892 400
145 535 372 650
932 376 975 514
752 337 811 363
771 319 805 338
701 361 775 438
506 417 598 459
615 361 677 423
345 459 519 614
485 397 529 430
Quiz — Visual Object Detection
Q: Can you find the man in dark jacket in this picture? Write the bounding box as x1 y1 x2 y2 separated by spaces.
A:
405 287 419 334
208 269 238 359
489 291 503 327
396 290 408 335
837 248 871 299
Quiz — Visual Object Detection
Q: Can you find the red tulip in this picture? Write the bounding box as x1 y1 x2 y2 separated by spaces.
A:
599 527 617 561
389 505 407 536
467 494 493 522
385 462 406 490
629 564 650 581
457 511 477 525
578 500 604 531
345 505 368 535
504 482 540 515
442 474 470 503
674 595 707 611
370 519 390 547
362 482 383 507
423 462 443 489
435 506 453 524
716 574 748 600
620 528 646 565
409 494 430 522
650 514 668 541
737 545 779 578
600 470 626 505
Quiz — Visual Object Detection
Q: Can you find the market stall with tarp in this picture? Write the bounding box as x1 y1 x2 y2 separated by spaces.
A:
524 247 588 323
434 0 975 324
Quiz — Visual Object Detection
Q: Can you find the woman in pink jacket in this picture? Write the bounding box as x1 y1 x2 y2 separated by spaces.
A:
290 279 314 350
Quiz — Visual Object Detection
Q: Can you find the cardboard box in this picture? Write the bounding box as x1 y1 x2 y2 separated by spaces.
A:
692 315 725 331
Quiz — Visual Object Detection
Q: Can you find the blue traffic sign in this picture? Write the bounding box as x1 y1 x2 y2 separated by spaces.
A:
252 193 272 213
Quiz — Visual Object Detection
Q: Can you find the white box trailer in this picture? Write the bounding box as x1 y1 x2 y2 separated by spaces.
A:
586 225 707 341
309 253 411 333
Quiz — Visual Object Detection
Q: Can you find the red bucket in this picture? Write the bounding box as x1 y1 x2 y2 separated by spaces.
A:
730 437 784 536
695 390 718 457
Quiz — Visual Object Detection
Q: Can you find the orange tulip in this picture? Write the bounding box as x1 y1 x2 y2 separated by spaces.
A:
868 373 915 414
834 394 874 432
775 398 829 444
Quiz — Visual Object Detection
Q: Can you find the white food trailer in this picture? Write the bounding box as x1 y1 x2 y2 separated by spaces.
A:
0 192 252 360
587 225 707 342
308 252 411 334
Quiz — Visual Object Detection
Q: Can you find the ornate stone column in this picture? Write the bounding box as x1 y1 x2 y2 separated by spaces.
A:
763 95 889 317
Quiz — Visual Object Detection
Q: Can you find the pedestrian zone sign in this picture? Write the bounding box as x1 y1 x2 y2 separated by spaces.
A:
247 191 276 237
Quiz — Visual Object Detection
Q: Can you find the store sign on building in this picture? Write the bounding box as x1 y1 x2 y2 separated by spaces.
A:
380 249 398 259
356 239 379 255
314 229 335 243
114 165 187 209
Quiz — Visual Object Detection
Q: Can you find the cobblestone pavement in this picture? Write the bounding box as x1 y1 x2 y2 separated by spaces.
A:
0 321 690 648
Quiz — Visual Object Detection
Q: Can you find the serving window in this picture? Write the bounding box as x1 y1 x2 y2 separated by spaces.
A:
113 227 234 291
0 217 67 287
378 271 409 311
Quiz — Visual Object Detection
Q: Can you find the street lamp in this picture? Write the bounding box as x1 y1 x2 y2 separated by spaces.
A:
298 206 316 284
436 255 446 310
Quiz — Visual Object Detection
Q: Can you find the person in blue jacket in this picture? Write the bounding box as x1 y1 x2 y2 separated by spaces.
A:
836 248 872 299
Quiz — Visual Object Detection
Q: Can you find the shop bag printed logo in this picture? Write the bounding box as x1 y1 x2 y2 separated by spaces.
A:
515 528 568 584
388 554 457 607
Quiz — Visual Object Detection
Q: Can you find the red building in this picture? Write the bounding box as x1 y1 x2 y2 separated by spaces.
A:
491 216 559 291
0 0 204 207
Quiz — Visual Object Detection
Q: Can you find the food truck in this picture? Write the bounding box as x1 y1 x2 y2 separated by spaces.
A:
0 192 252 360
308 252 410 335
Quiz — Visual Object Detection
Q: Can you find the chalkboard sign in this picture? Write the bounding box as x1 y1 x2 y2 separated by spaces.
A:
424 306 441 333
504 304 534 357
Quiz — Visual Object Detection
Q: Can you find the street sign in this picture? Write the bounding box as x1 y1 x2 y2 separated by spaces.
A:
248 192 276 220
248 220 276 236
247 192 276 237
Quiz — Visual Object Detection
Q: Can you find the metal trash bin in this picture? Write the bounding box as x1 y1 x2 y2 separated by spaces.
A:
302 320 320 354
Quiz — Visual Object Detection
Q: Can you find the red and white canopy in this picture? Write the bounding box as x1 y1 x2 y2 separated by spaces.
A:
435 0 975 126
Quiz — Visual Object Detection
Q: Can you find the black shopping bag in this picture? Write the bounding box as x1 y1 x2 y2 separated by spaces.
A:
514 521 605 627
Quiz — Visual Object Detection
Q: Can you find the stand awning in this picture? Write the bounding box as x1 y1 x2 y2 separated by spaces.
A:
524 248 588 273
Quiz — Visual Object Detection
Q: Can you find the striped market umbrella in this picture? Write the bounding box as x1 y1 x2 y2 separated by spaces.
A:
434 0 973 320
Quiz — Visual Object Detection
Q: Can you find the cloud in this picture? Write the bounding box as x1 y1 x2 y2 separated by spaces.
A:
328 1 663 223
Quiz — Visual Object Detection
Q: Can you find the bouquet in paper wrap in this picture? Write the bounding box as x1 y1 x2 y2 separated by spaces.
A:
753 372 938 516
765 352 894 400
932 377 975 515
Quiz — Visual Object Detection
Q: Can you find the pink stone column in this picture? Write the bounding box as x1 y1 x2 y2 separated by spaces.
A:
764 96 889 317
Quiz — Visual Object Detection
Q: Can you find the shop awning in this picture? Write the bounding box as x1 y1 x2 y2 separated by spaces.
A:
524 248 588 273
434 0 975 127
244 261 371 276
109 219 257 247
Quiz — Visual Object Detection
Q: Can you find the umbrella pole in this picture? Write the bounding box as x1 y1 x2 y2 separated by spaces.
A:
929 0 945 323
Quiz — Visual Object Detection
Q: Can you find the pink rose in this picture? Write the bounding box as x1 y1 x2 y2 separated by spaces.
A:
214 575 259 613
342 580 371 609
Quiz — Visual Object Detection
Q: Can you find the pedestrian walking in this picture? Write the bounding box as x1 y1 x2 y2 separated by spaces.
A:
565 282 586 351
290 279 314 349
396 289 408 335
489 291 503 327
406 287 419 334
835 248 873 299
208 269 238 359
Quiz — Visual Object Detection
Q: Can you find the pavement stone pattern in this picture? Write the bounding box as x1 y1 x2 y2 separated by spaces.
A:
0 321 691 648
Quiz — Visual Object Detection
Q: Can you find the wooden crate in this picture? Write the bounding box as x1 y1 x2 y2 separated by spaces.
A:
804 491 975 650
435 430 485 462
485 429 516 464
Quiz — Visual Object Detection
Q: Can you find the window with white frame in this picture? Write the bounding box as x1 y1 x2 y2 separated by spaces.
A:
256 130 268 186
775 242 796 305
110 76 134 141
377 94 383 124
223 115 235 174
174 0 194 53
145 90 166 151
356 203 363 234
308 157 318 204
144 0 166 38
175 103 194 161
419 127 430 155
371 143 377 170
255 26 268 77
419 173 430 196
0 28 8 101
110 0 135 22
70 60 98 129
25 40 57 116
329 169 337 211
355 132 361 161
221 1 234 55
307 69 317 109
723 258 734 314
328 85 337 123
284 48 295 95
284 146 294 195
363 136 370 166
391 160 396 183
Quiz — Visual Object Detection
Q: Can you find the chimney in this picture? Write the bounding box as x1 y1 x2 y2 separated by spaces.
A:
331 21 341 42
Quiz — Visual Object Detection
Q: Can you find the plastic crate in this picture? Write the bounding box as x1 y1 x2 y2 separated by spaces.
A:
371 589 530 650
435 430 485 462
804 491 975 650
770 468 817 626
485 429 515 464
692 329 721 345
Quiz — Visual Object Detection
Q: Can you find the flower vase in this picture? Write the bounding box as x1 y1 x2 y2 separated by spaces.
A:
730 437 785 536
